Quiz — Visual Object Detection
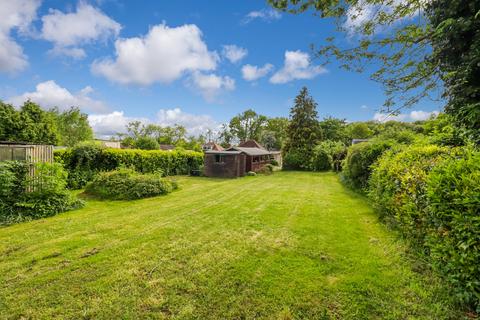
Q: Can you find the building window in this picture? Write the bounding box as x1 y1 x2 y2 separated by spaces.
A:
215 154 225 163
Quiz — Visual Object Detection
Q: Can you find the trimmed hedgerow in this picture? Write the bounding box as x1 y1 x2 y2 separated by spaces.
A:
99 148 203 175
425 149 480 309
54 142 105 189
368 145 457 244
368 145 480 310
55 146 203 189
342 140 394 190
85 168 178 200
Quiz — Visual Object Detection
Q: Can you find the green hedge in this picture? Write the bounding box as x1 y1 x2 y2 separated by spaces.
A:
99 149 203 175
425 150 480 308
85 168 178 200
368 145 456 244
342 140 394 190
369 145 479 310
55 146 203 189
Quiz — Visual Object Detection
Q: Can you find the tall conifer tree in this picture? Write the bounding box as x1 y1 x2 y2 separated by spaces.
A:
284 87 321 169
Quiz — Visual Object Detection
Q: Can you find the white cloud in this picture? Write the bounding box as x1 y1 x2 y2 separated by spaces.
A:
410 110 439 121
242 9 281 24
89 108 219 138
344 0 421 34
0 0 41 73
360 105 368 109
7 80 108 113
189 72 235 102
156 107 219 136
88 111 148 137
222 45 248 63
92 23 218 85
373 110 439 122
270 50 327 84
241 63 274 81
41 2 121 59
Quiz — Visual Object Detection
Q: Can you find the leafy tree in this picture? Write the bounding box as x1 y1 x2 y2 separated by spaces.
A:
55 107 93 147
219 124 235 147
0 100 59 144
313 140 348 171
0 102 21 141
422 113 465 146
121 121 192 149
126 121 144 139
19 101 59 144
319 116 347 142
228 109 268 142
347 122 374 140
261 117 289 150
178 135 206 152
427 0 480 143
159 125 187 145
134 136 160 150
269 0 480 143
284 87 322 169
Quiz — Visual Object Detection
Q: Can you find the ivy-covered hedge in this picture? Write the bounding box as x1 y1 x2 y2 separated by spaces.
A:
55 145 203 189
369 145 480 310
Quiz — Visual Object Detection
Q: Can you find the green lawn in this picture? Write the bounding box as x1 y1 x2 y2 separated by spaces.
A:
0 172 463 319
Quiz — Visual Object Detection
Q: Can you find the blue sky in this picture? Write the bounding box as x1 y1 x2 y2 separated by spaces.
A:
0 0 440 137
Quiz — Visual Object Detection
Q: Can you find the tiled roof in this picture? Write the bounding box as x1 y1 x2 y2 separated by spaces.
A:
228 147 272 156
238 140 265 149
205 150 243 155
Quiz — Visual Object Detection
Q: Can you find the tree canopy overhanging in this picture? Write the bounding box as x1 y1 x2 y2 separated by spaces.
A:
268 0 480 143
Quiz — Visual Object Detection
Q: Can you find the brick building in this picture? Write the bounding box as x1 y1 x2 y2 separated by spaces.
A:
203 140 281 178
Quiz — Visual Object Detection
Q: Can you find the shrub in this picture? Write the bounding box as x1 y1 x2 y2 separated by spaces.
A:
0 161 83 224
310 140 347 171
246 171 256 176
85 169 178 200
55 142 105 189
342 140 393 190
55 147 203 189
374 129 419 145
310 147 331 171
283 149 309 170
270 159 279 166
134 136 160 150
425 149 480 309
368 145 456 244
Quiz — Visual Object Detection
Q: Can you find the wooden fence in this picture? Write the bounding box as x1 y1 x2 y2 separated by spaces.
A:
0 144 54 192
0 144 54 163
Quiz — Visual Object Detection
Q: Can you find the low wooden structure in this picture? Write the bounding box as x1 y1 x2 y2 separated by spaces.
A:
0 142 54 191
95 139 121 149
204 150 246 178
203 141 224 152
0 142 53 163
203 140 282 178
